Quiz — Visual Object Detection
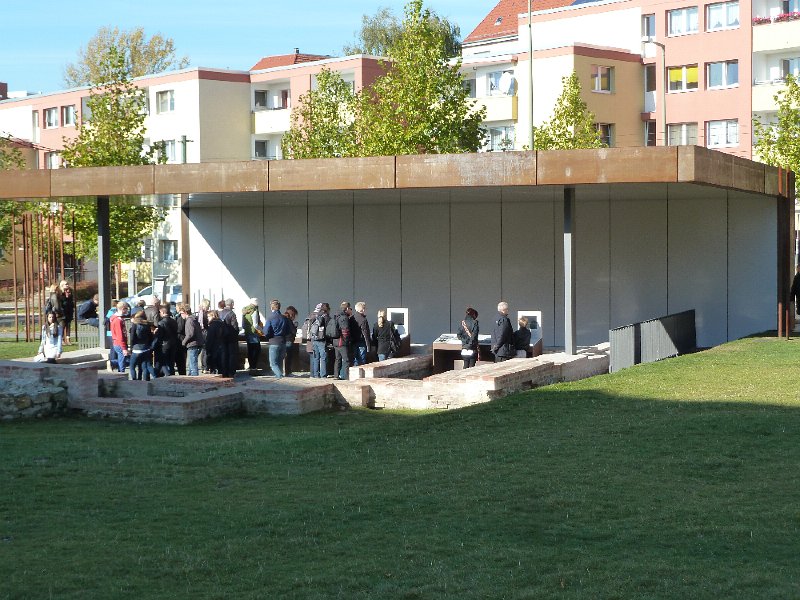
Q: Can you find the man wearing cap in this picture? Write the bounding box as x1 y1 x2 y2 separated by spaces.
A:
242 297 263 371
305 302 330 378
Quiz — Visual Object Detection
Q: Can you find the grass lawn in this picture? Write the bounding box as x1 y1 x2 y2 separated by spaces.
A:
1 335 799 598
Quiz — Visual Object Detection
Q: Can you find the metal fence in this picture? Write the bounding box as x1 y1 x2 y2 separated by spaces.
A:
610 310 696 372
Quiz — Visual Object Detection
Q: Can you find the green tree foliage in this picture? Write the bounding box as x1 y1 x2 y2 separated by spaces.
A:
281 69 359 159
343 4 462 58
532 72 605 150
0 136 27 264
0 136 26 171
358 0 484 155
64 26 190 88
753 74 800 180
61 46 166 262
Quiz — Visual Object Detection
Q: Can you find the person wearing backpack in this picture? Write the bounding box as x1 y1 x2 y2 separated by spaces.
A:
263 299 291 379
218 298 240 376
331 301 354 380
304 302 330 378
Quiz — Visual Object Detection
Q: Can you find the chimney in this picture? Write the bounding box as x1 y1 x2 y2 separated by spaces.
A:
294 48 299 54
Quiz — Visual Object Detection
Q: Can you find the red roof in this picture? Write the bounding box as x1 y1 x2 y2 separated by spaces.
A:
250 52 331 71
464 0 575 44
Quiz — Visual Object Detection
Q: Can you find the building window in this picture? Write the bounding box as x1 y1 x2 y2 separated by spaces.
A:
642 14 655 39
44 152 61 169
161 240 178 262
706 119 738 147
668 65 699 92
668 7 698 36
782 58 800 79
44 107 58 128
591 66 613 93
645 121 657 146
463 77 477 98
254 90 268 109
32 111 40 143
707 60 738 88
706 1 739 31
278 89 290 109
487 71 514 96
61 105 76 127
596 123 614 147
667 122 698 146
156 90 175 114
160 139 176 163
255 140 269 159
487 126 515 151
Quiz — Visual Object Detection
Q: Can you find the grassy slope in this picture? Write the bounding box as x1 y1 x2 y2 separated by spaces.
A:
1 336 798 599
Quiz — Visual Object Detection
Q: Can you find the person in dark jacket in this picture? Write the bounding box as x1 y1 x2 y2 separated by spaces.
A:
242 298 263 371
309 302 330 378
332 302 354 380
181 305 204 376
352 301 372 366
204 310 225 375
513 316 532 358
283 306 299 376
77 294 100 326
59 281 75 344
218 298 240 376
457 307 480 368
372 309 400 362
174 303 188 375
156 305 179 375
491 301 515 362
128 311 157 381
791 265 800 316
264 299 291 379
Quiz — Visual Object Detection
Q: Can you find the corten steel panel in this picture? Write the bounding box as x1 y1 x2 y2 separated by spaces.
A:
0 169 50 199
155 162 269 194
679 146 766 195
764 164 794 199
537 147 678 185
51 165 154 197
396 152 536 188
270 156 395 191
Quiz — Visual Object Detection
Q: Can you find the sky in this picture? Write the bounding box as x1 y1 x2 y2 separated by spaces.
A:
0 1 490 94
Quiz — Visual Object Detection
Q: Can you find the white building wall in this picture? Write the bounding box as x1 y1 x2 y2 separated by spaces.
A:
0 104 34 139
532 7 644 53
144 79 202 164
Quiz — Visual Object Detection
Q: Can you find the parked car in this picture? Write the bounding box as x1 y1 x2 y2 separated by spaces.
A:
121 284 182 307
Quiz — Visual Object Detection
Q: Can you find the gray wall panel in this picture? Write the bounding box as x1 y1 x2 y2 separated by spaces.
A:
263 199 309 314
220 193 264 307
401 189 451 342
501 187 557 347
668 186 728 347
308 191 354 311
353 189 402 319
187 203 225 308
728 193 776 339
575 187 611 345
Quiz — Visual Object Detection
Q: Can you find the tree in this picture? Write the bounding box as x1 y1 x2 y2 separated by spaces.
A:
0 135 25 171
61 46 167 263
343 5 462 58
753 74 800 179
64 27 189 88
356 0 485 155
281 69 359 159
0 136 27 264
532 72 605 150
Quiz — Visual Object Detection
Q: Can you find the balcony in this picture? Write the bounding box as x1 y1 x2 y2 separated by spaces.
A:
473 95 518 123
753 16 800 52
253 108 291 135
752 79 788 112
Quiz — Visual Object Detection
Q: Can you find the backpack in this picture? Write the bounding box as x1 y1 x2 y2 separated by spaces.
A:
310 317 326 341
325 314 341 339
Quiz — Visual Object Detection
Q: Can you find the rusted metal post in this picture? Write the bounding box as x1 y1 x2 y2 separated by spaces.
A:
12 207 18 342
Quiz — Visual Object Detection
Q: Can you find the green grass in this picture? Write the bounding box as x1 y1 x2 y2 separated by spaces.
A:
0 339 42 359
2 336 799 599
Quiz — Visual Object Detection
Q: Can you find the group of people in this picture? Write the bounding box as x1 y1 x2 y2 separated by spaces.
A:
457 301 533 368
301 301 402 381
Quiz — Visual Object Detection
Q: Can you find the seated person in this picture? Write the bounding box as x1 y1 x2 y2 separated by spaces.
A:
77 294 100 326
513 316 532 358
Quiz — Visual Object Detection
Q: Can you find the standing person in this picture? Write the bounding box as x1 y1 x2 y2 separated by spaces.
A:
37 311 63 363
174 302 188 375
372 309 400 362
181 305 204 376
331 301 354 380
791 265 800 318
457 307 480 368
218 298 240 376
196 299 211 373
128 311 157 381
242 298 263 372
77 294 100 327
491 301 515 363
513 316 532 358
109 301 131 373
309 303 330 378
44 284 63 328
263 299 291 379
283 306 299 376
156 305 179 375
59 281 75 345
204 310 224 375
352 301 371 366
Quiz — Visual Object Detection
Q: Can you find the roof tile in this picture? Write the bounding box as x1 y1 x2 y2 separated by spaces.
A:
464 0 576 44
250 52 331 71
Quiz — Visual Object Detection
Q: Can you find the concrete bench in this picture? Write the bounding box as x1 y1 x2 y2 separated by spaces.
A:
349 354 433 380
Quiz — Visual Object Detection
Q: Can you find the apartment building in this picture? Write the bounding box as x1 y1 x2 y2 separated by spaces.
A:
464 0 798 161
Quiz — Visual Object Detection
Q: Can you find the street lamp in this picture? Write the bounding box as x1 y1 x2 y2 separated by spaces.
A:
648 40 667 146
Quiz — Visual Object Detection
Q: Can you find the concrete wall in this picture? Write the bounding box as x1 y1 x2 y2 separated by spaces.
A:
187 183 777 348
